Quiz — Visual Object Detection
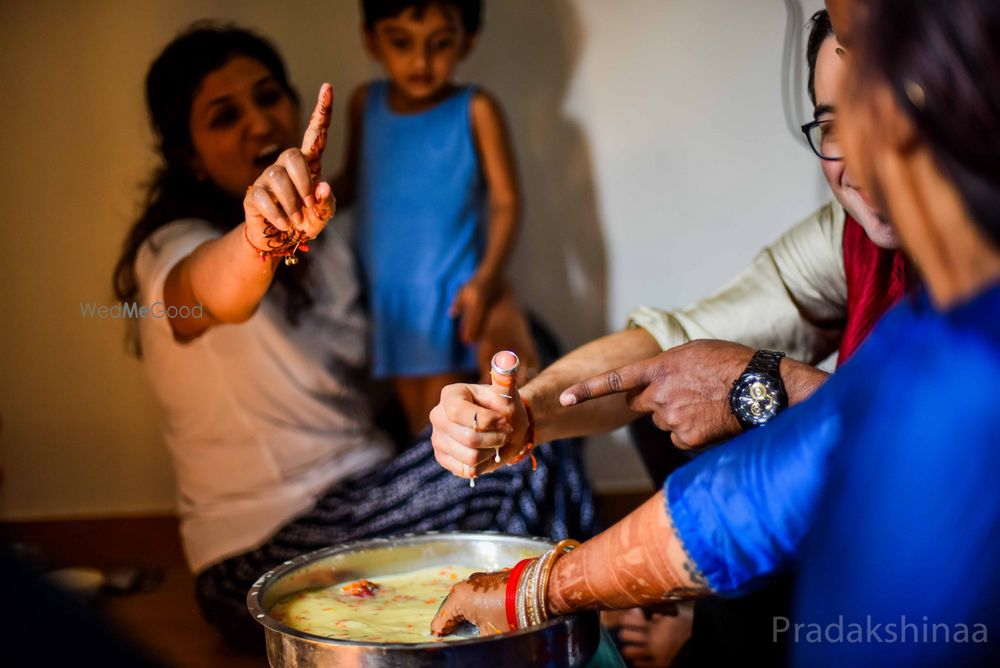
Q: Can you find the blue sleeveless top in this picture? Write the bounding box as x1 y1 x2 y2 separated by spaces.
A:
356 81 484 378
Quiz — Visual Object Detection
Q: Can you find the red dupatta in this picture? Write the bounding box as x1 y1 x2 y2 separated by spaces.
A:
837 215 916 366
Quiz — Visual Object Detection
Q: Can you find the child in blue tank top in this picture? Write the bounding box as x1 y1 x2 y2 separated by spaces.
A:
333 0 522 435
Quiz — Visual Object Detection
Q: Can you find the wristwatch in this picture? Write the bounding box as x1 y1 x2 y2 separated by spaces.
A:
729 349 788 429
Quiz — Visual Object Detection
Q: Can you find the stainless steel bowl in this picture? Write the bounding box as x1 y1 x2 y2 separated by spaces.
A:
247 532 600 667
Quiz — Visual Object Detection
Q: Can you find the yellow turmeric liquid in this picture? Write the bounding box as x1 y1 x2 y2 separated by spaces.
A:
269 564 476 644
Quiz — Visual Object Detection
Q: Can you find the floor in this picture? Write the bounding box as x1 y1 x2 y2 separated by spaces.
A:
3 516 264 668
1 493 647 667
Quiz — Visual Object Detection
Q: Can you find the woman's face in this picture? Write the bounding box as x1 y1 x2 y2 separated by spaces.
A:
188 56 300 199
814 35 899 249
837 48 887 214
839 46 928 266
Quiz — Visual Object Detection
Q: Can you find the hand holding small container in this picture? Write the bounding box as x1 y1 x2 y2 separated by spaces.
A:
429 350 537 485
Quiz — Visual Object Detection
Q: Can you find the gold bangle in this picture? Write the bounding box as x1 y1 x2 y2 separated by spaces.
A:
529 551 544 626
515 557 533 630
539 539 580 619
524 558 542 627
523 559 536 627
533 548 556 624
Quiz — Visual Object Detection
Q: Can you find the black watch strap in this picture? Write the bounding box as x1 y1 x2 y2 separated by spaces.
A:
730 349 790 430
747 349 786 377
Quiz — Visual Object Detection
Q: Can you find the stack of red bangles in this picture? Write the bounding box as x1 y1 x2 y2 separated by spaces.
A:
505 539 580 631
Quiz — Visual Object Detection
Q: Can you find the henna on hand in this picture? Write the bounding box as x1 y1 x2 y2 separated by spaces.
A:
261 220 300 250
430 569 510 638
243 84 335 261
546 491 709 615
302 84 333 182
468 569 510 592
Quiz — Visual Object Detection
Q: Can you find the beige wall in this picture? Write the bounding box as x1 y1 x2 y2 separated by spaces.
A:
0 0 824 519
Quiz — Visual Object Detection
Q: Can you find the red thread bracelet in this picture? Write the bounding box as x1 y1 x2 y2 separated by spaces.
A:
243 222 311 264
512 397 538 471
523 397 536 447
505 559 533 631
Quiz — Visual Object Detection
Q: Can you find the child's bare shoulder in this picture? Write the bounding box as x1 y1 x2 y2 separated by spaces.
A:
469 88 509 127
470 87 505 111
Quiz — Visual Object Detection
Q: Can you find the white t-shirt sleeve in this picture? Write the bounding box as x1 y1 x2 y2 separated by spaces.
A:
134 219 221 322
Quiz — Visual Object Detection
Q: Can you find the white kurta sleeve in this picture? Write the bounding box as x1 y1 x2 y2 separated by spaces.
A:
628 202 847 364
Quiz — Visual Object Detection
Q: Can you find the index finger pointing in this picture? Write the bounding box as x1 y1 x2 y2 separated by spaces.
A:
301 83 333 179
559 361 655 406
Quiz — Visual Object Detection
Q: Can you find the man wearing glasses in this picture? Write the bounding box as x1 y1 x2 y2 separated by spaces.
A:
798 10 911 371
548 8 912 453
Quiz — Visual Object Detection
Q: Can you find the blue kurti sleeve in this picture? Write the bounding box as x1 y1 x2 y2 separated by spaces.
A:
665 375 846 595
791 307 1000 666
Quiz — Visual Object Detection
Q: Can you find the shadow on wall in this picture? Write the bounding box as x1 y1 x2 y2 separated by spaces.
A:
465 0 607 349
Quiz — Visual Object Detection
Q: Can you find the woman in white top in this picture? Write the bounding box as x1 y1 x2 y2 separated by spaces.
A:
112 23 596 649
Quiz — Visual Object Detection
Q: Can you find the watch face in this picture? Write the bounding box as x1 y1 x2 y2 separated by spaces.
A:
731 373 782 426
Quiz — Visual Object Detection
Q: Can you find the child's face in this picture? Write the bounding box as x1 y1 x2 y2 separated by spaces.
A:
365 3 474 104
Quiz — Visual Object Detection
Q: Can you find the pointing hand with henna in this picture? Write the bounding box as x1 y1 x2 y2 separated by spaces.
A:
244 84 336 263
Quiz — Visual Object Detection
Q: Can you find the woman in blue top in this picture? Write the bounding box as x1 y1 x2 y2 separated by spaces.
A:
431 0 1000 664
333 0 525 436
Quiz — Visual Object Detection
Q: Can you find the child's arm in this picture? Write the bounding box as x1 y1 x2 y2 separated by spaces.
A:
450 89 521 344
328 84 367 209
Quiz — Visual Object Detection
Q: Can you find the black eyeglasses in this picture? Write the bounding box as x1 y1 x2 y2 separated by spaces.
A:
800 119 843 161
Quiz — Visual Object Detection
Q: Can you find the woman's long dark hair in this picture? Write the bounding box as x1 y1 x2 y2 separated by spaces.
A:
113 22 315 355
855 0 1000 246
